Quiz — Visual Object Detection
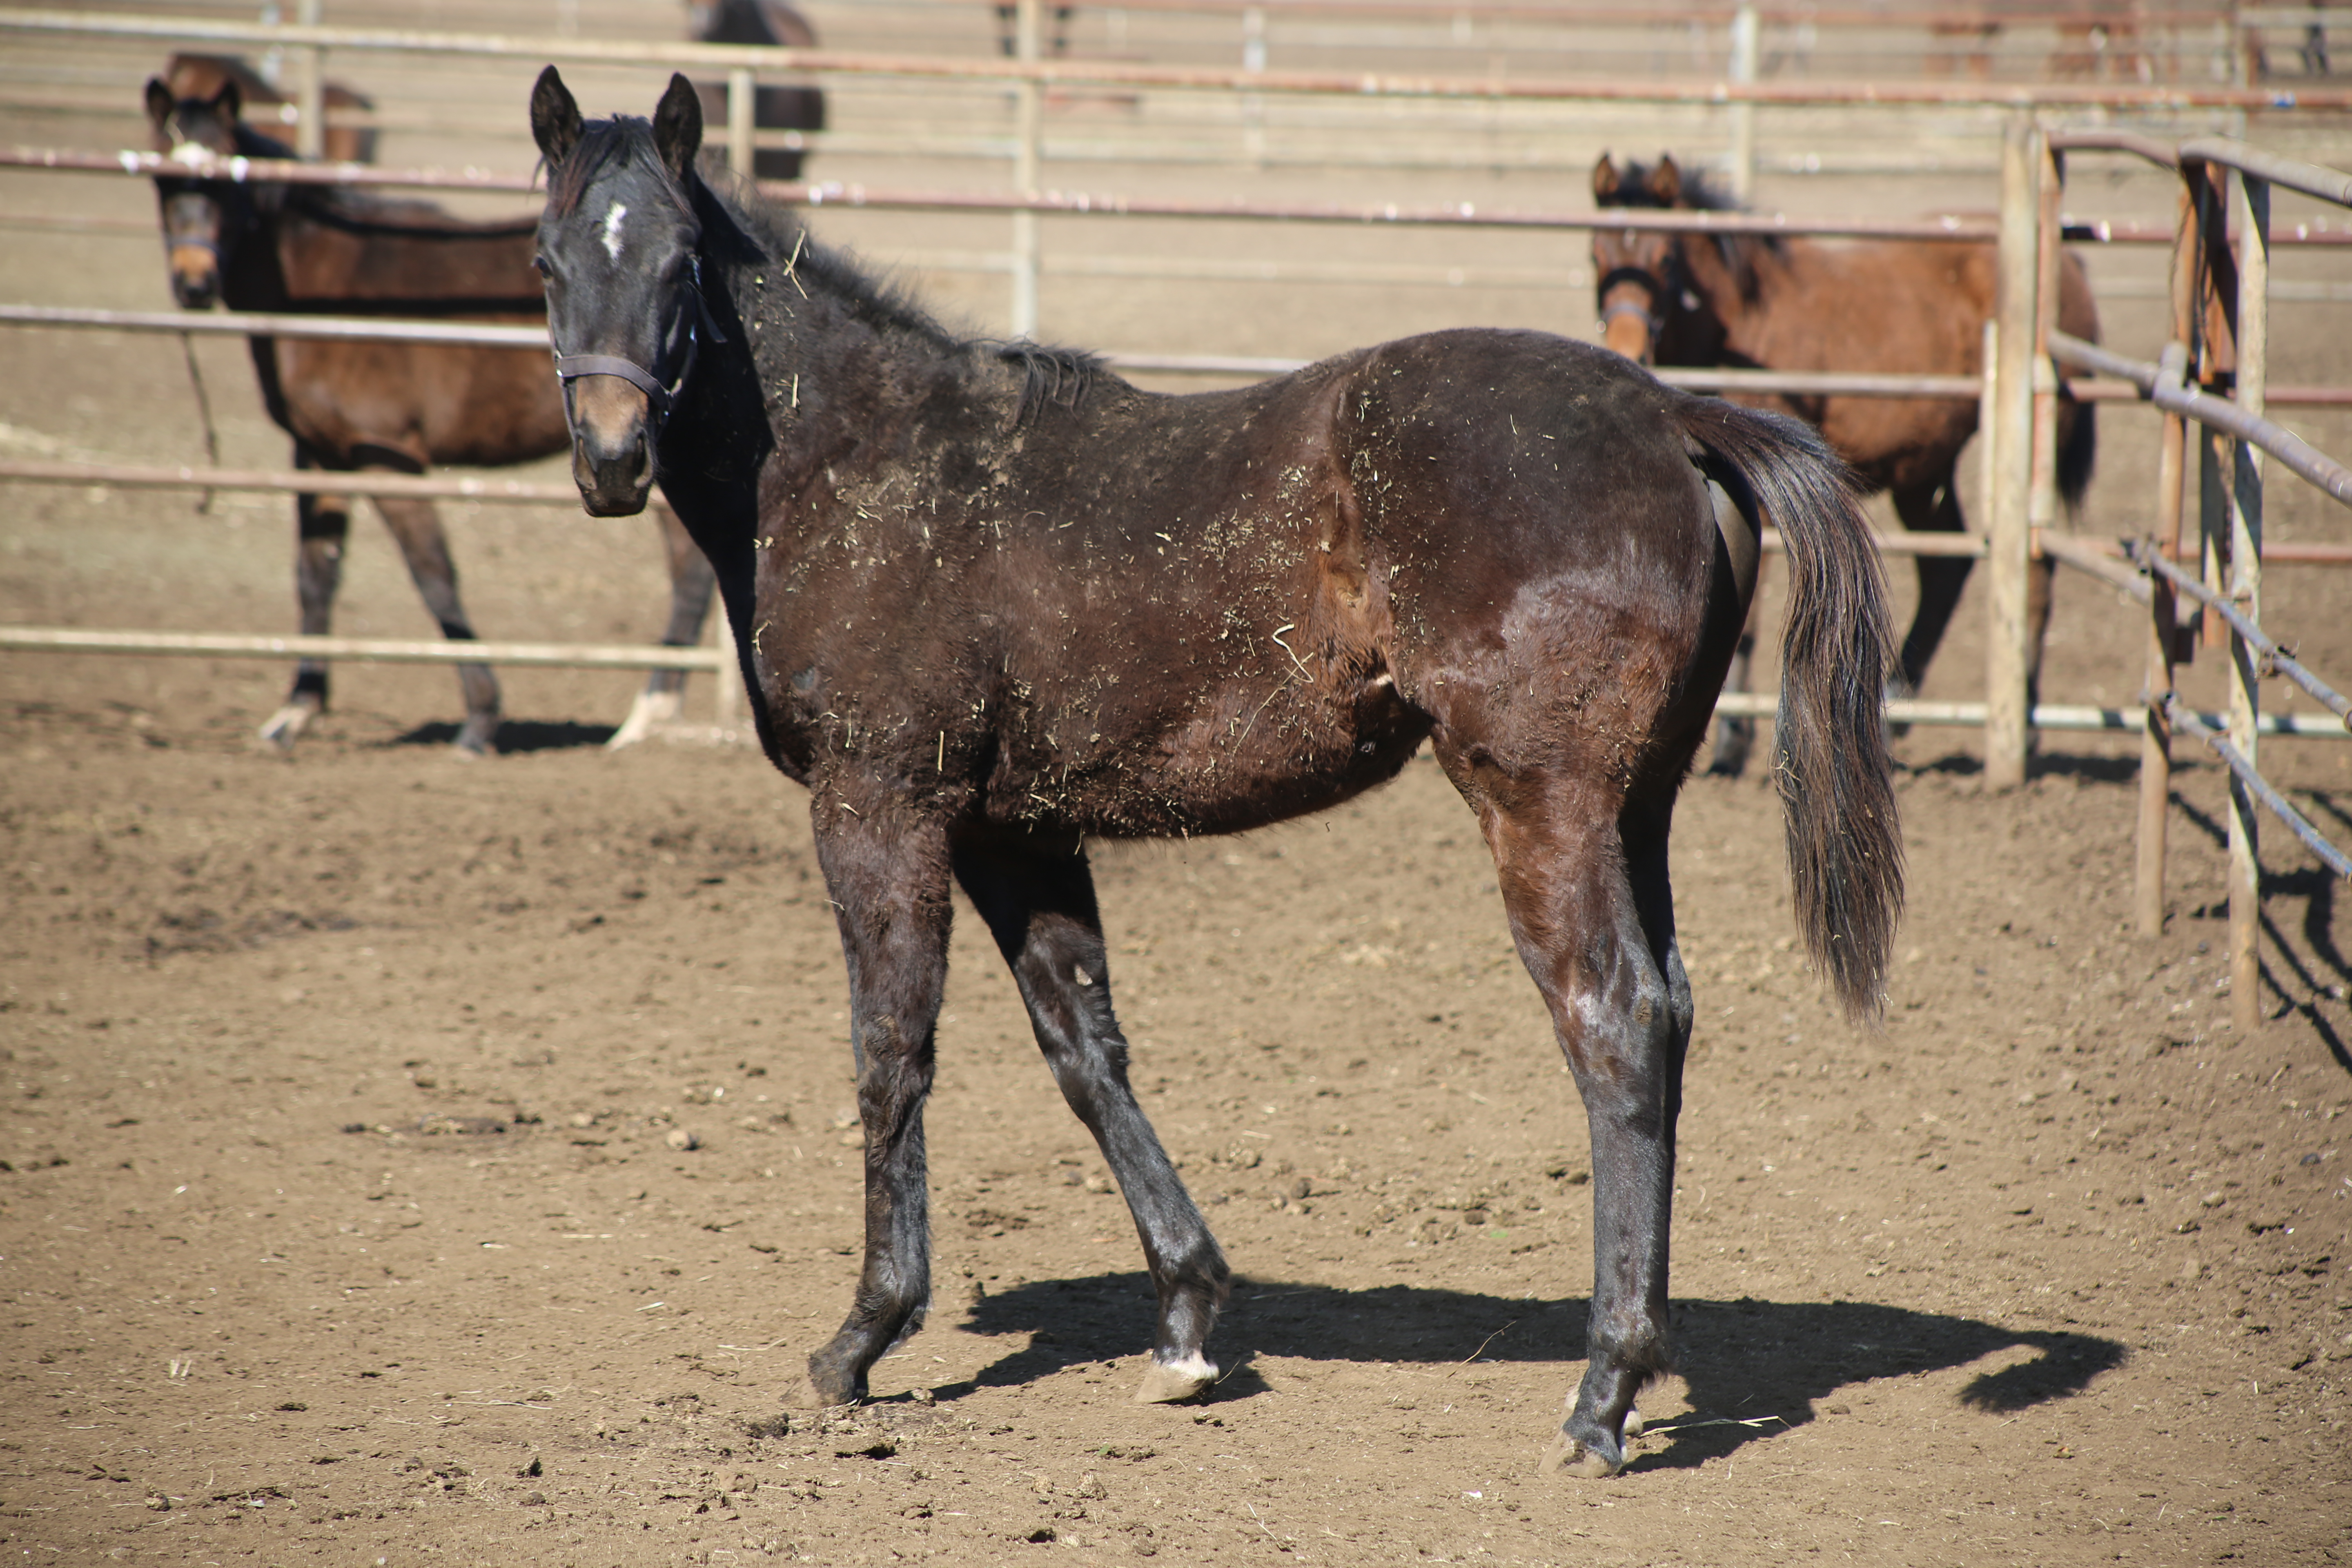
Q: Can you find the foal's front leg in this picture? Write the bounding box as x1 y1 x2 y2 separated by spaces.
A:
796 803 954 1408
953 831 1230 1403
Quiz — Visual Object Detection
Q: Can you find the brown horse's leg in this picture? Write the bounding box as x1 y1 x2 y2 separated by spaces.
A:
795 806 954 1409
370 490 501 756
1891 477 1972 697
1463 780 1680 1478
608 499 717 749
1707 585 1762 777
260 450 350 750
951 831 1230 1404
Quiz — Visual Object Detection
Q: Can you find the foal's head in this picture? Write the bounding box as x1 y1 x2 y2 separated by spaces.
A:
1589 153 1697 365
530 67 710 517
143 67 258 309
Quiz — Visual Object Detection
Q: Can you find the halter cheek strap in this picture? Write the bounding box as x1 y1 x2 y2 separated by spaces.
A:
551 254 727 429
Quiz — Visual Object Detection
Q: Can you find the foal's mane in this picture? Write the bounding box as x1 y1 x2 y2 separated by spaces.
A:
552 114 1105 423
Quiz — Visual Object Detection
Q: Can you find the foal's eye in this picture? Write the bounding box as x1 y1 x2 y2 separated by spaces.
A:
531 255 551 277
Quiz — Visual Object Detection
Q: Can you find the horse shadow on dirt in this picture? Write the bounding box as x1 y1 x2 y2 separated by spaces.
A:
944 1273 2123 1472
395 719 615 753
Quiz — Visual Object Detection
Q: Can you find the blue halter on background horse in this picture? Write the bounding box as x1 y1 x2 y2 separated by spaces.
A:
525 67 1902 1477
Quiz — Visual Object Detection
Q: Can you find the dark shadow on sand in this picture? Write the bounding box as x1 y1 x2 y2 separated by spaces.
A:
936 1272 2123 1472
394 719 616 753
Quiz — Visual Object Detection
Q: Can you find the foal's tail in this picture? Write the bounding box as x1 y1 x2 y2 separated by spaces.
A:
1676 396 1904 1023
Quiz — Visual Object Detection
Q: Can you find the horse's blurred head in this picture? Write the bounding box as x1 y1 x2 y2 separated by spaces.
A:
144 71 250 309
530 67 709 517
1589 154 1688 364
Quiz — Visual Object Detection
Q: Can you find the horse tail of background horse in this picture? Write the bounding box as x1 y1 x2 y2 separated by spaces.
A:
1675 396 1905 1022
2056 392 2097 515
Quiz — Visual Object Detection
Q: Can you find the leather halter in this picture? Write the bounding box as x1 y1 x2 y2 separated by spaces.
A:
1595 262 1666 341
552 253 726 428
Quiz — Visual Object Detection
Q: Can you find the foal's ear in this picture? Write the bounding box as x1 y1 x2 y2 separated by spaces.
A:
1653 154 1683 207
653 72 704 185
530 65 584 169
1592 153 1621 203
210 77 241 123
144 77 174 133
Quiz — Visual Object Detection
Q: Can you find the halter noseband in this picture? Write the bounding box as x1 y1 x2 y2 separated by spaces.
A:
1595 262 1666 339
552 253 726 428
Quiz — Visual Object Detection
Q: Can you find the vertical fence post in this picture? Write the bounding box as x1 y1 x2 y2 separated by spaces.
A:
2229 169 2269 1029
2026 134 2065 705
1242 5 1268 165
726 66 756 178
1010 0 1043 339
1985 114 2041 791
2136 188 2197 939
294 0 325 161
1728 4 1760 205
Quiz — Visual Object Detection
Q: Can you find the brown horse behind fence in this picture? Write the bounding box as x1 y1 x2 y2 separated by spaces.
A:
143 65 716 754
1592 154 2098 773
527 68 1903 1476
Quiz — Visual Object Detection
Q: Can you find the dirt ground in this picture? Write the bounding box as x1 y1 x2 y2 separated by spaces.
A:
4 22 2352 1568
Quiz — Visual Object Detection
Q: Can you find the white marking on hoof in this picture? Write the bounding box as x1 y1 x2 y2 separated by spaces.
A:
257 702 315 751
1133 1352 1216 1405
1539 1433 1623 1479
606 688 684 750
1622 1406 1644 1440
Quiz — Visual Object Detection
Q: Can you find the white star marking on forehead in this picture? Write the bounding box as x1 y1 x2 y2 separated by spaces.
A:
601 200 628 262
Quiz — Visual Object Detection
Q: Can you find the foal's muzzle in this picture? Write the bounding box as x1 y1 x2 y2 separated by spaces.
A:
568 380 655 516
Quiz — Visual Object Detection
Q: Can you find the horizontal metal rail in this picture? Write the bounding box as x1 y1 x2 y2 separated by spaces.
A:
0 303 549 349
0 457 579 503
2178 136 2352 211
2127 539 2352 729
2049 331 2352 509
1711 689 2352 737
7 9 2345 110
2163 694 2352 877
0 626 722 671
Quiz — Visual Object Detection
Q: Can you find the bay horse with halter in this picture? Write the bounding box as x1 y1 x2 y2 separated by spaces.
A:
144 64 718 753
1592 154 2098 774
528 69 1902 1476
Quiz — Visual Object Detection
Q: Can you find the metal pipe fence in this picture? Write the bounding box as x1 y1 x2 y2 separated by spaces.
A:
2025 133 2352 1032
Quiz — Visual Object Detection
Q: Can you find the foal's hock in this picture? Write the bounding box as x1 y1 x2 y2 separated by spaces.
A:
528 67 1902 1478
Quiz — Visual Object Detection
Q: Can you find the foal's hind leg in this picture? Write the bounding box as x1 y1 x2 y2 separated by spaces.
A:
953 831 1229 1403
1707 587 1761 777
1891 475 1973 699
371 489 501 756
260 451 350 750
1463 781 1685 1478
795 807 955 1408
608 499 717 749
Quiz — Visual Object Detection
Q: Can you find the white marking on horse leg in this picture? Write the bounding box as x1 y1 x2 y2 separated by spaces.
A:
601 200 628 261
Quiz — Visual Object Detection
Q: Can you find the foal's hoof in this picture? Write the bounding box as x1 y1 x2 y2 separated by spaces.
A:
256 702 316 751
1133 1352 1217 1405
1539 1432 1624 1480
606 688 684 750
452 721 498 760
780 1374 859 1411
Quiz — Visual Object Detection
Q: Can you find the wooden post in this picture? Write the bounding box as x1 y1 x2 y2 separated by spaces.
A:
1728 4 1760 205
294 0 325 160
1010 0 1043 339
2026 134 2065 724
2229 170 2269 1030
726 67 756 178
1984 114 2041 791
2135 188 2197 939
